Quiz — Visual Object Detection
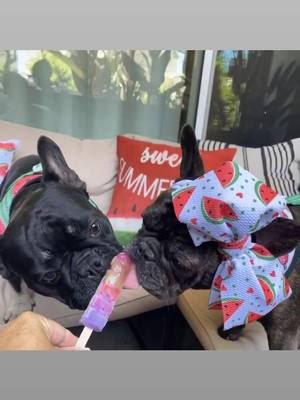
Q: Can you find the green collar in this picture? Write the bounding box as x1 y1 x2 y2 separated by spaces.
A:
0 163 98 235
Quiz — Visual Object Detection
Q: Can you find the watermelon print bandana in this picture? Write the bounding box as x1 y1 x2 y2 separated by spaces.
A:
171 161 295 330
0 163 43 234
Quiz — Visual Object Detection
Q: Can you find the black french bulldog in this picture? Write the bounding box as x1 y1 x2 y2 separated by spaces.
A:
127 125 300 350
0 136 122 321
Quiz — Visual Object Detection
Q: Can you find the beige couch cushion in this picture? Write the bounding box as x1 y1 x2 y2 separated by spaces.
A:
0 120 118 213
178 289 269 350
34 286 171 328
0 275 171 328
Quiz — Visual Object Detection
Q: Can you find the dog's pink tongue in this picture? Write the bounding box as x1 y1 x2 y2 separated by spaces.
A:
124 263 139 289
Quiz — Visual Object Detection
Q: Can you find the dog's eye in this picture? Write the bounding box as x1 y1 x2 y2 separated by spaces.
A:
42 271 60 284
90 222 101 237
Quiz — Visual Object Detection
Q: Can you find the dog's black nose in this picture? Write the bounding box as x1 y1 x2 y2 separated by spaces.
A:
88 268 100 279
77 263 103 278
94 260 101 268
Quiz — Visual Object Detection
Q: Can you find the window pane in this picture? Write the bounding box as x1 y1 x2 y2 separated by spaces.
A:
0 50 203 141
206 50 300 147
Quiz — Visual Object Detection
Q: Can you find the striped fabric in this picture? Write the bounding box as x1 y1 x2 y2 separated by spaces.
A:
198 137 300 197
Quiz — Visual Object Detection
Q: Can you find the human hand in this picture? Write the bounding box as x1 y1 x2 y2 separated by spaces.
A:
0 311 80 350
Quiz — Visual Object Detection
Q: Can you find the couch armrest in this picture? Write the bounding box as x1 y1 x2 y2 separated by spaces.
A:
177 289 269 350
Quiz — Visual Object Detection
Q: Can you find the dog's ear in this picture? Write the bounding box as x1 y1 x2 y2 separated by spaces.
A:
255 218 300 257
179 124 204 179
37 136 87 192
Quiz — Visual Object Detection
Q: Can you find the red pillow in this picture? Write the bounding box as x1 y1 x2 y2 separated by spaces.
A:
108 135 236 243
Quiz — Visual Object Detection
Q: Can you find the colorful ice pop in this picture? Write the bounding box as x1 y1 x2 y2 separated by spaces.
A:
76 252 137 348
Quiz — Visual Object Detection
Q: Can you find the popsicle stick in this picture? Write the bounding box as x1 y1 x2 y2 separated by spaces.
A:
76 327 93 349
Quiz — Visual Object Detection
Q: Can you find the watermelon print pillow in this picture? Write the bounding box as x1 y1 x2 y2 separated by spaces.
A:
108 135 237 245
0 140 20 185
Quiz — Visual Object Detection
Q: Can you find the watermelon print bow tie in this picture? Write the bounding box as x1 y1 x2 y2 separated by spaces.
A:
171 161 294 330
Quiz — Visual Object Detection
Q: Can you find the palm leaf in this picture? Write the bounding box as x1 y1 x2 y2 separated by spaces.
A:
121 51 148 86
45 50 86 80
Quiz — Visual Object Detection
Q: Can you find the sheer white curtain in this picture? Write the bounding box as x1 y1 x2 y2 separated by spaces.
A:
0 50 198 142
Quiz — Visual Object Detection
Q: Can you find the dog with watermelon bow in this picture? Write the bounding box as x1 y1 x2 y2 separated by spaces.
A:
127 125 300 350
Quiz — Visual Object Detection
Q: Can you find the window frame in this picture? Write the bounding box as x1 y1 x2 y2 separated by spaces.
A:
194 50 217 140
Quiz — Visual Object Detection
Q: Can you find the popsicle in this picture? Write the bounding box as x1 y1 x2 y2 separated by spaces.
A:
76 252 138 348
